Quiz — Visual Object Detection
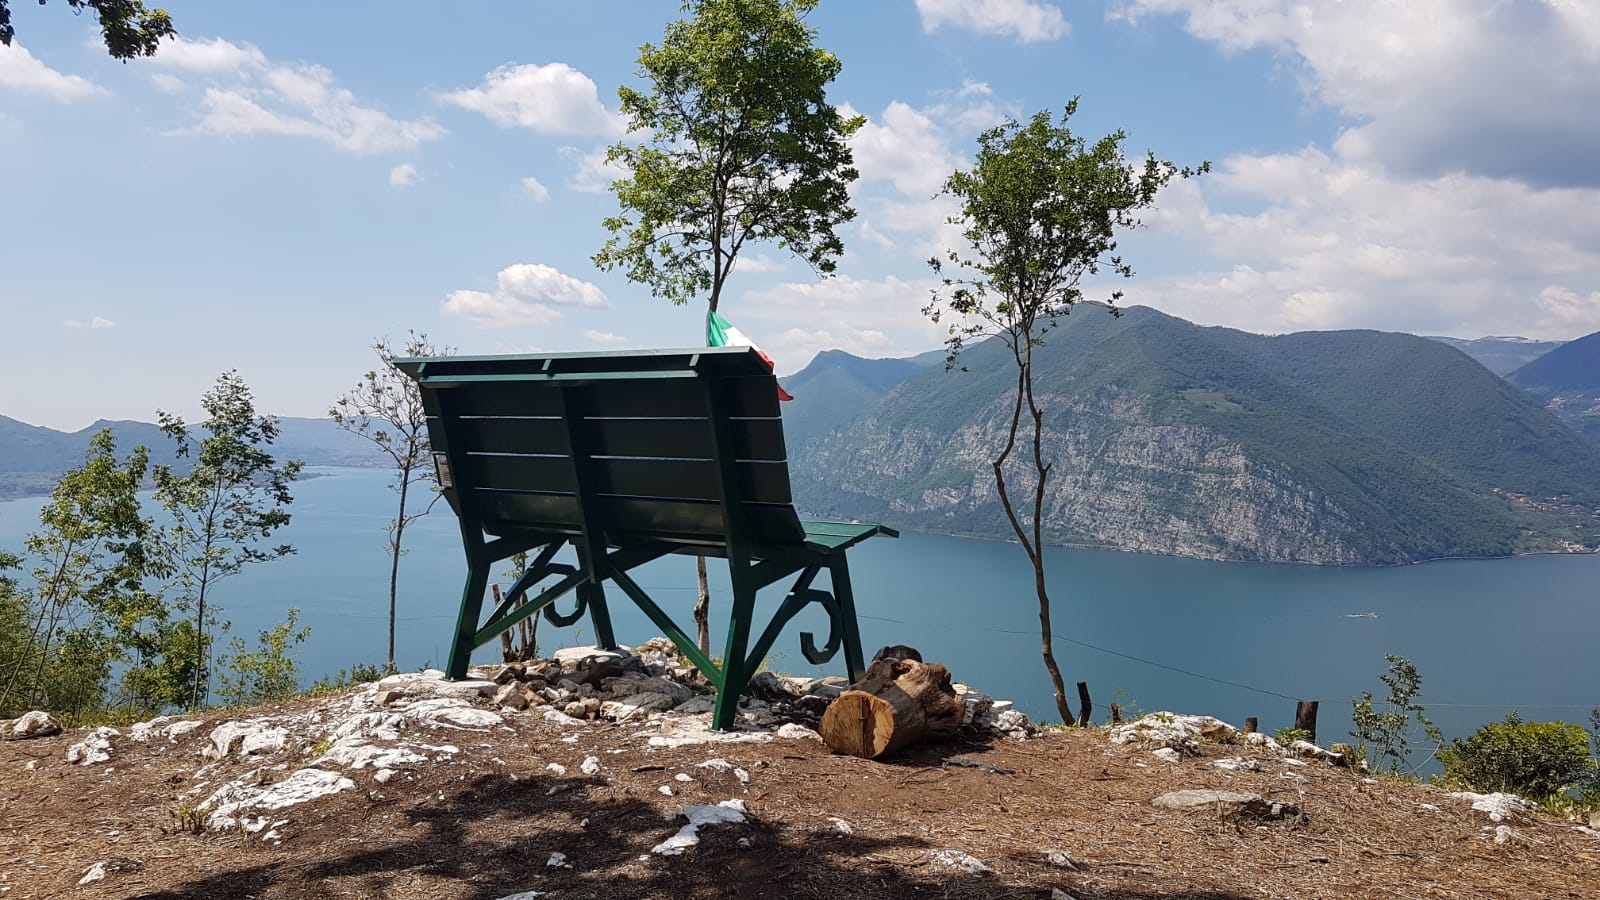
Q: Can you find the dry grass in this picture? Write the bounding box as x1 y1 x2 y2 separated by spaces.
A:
1 697 1597 900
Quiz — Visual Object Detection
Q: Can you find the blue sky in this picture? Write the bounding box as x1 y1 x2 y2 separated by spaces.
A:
3 0 1598 430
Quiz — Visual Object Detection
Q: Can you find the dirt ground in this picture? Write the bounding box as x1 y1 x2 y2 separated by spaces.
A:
3 694 1598 900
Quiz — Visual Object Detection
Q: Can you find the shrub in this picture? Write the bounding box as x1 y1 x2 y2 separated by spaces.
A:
1439 713 1592 801
1350 653 1442 774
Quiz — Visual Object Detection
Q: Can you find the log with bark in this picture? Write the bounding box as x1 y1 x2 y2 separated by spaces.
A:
819 655 963 759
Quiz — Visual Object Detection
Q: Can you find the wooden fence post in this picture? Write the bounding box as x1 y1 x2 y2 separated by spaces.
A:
1075 682 1092 727
1244 717 1258 734
1294 701 1319 741
1109 703 1122 724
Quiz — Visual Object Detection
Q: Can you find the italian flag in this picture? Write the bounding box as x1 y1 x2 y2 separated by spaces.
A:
707 309 794 401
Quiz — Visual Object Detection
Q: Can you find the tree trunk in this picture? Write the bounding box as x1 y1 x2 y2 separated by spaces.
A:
819 656 963 759
389 476 410 668
694 556 711 655
495 584 513 662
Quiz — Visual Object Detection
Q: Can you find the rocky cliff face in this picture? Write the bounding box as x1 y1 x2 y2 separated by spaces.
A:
795 386 1374 564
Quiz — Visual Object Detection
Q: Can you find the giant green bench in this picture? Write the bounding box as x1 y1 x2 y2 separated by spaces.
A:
395 347 897 730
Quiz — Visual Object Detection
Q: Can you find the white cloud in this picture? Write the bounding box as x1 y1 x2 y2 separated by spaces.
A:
561 145 628 193
149 73 185 94
148 36 267 73
1112 0 1600 187
847 101 961 197
1122 148 1600 340
441 62 624 136
155 36 444 155
582 329 632 347
64 316 116 329
740 275 948 371
0 43 104 100
732 254 785 274
388 163 419 188
916 0 1070 43
520 175 551 203
443 263 608 327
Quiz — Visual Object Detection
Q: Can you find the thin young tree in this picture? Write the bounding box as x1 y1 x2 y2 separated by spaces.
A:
594 0 863 653
0 430 155 715
155 371 303 708
924 102 1205 724
331 332 451 668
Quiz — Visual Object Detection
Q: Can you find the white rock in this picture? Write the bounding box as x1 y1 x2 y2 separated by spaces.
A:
546 851 571 868
674 772 693 782
928 849 991 875
1108 712 1233 752
829 817 853 835
555 646 630 666
428 678 498 699
202 767 356 831
580 755 601 776
1051 889 1078 900
1288 739 1346 765
1211 757 1261 772
494 683 528 709
647 718 774 749
374 769 396 784
543 708 588 727
776 723 821 741
66 727 118 765
1152 789 1298 822
1494 824 1514 844
651 799 747 856
78 862 109 885
3 710 61 740
1152 747 1182 764
1042 849 1077 869
398 697 502 730
491 892 545 900
316 736 430 771
1240 731 1286 755
208 721 288 759
545 763 568 776
1449 791 1537 822
659 785 675 796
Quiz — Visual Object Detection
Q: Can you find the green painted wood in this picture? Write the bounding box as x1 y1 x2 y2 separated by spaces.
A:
421 376 780 420
459 454 793 504
398 348 892 727
444 415 787 462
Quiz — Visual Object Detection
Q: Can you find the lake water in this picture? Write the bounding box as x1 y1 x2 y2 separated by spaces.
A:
2 466 1595 746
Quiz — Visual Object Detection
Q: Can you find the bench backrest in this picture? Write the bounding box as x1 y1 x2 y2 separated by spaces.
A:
395 348 807 553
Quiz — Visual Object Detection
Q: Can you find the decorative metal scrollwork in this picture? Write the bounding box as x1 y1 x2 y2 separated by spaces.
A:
796 588 844 665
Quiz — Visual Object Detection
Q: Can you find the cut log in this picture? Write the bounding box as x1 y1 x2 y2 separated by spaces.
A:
819 656 963 759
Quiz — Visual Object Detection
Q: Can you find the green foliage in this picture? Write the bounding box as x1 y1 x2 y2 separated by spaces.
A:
214 609 310 707
332 332 451 667
0 431 163 717
1439 713 1594 802
921 99 1203 727
1275 727 1314 744
155 370 304 708
594 0 863 310
309 661 398 694
0 0 174 58
1350 654 1443 774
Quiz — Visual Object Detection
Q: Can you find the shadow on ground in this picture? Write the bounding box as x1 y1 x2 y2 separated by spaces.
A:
127 768 1255 900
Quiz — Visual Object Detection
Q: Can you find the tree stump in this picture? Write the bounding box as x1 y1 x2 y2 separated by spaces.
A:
819 656 963 759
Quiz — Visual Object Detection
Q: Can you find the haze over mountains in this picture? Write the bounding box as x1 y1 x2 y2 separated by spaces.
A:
3 312 1596 565
1507 330 1600 442
783 308 1600 564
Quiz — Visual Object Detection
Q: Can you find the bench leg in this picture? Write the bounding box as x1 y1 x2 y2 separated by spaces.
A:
712 580 758 731
829 556 867 685
446 563 489 680
582 580 618 651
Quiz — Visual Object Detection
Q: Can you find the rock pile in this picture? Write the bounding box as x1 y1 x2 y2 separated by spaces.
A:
458 639 1037 740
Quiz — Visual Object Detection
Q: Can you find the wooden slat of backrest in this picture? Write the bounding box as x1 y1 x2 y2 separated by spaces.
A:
431 376 779 419
461 454 792 504
448 415 786 462
473 489 806 547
